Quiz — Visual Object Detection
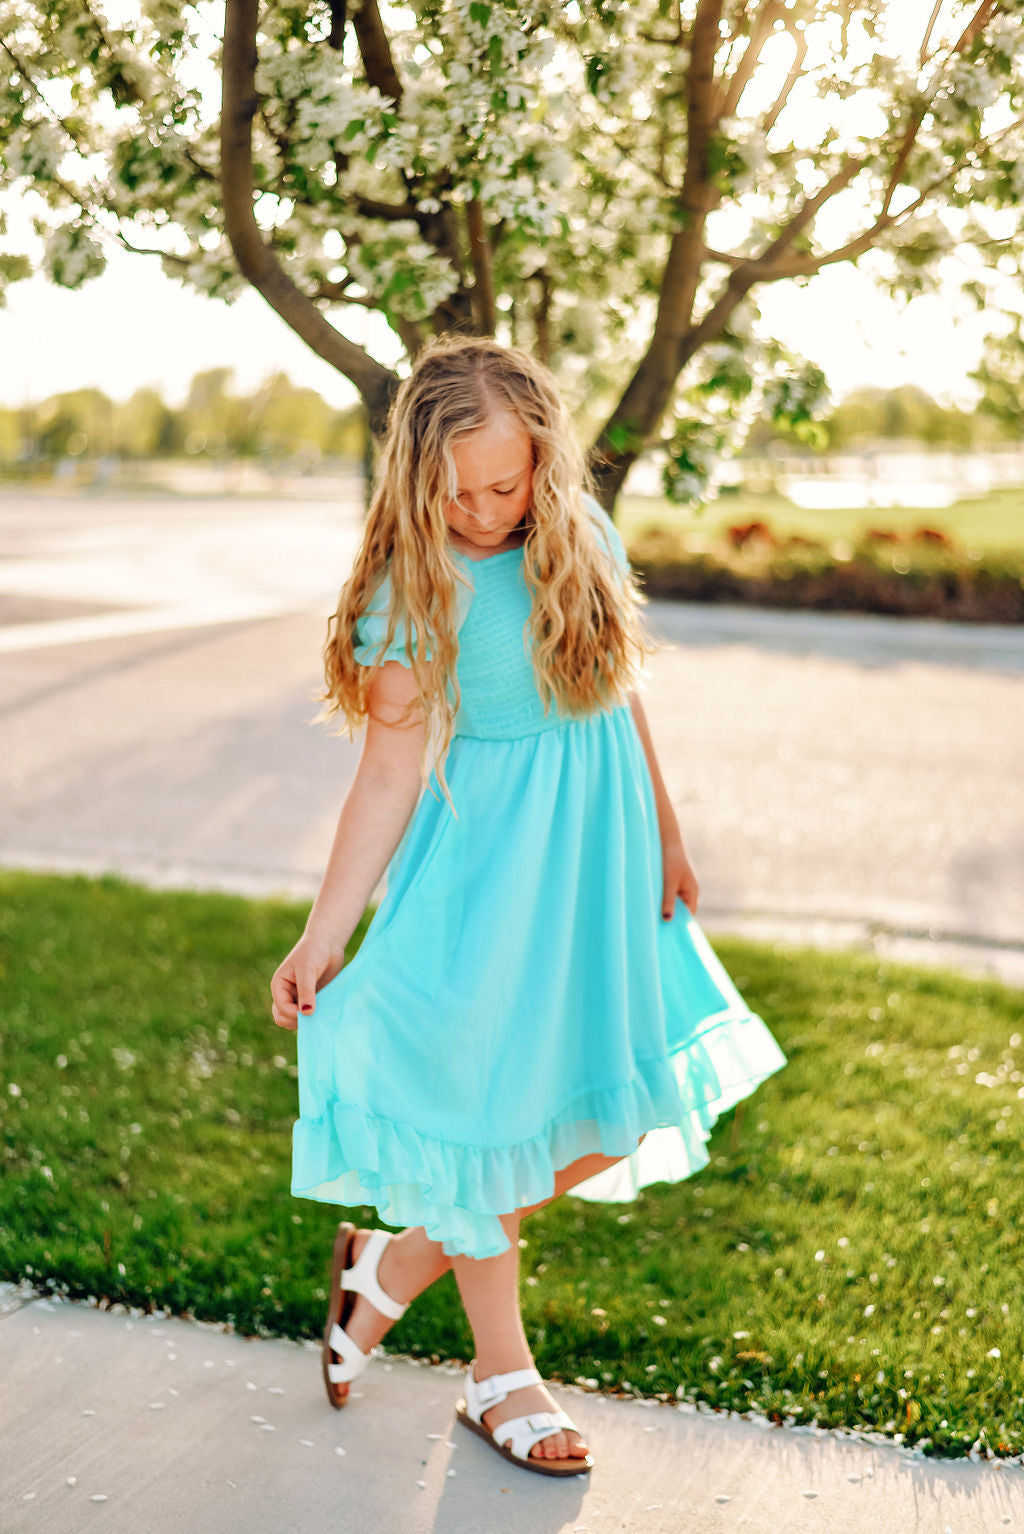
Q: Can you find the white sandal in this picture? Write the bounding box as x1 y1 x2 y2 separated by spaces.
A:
322 1223 409 1409
455 1362 594 1477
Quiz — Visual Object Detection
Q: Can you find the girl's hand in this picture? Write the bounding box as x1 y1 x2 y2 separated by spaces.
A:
661 834 699 920
270 933 346 1031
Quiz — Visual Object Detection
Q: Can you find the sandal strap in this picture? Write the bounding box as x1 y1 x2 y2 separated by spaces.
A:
340 1229 408 1322
465 1363 543 1417
326 1323 370 1385
493 1409 578 1462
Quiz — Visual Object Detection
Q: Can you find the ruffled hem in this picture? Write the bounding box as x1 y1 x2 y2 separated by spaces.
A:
291 1007 788 1259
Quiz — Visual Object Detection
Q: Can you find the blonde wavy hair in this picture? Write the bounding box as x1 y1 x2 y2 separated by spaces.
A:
319 333 658 816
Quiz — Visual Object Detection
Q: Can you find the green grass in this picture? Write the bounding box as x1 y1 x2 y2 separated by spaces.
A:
619 487 1024 555
2 871 1023 1460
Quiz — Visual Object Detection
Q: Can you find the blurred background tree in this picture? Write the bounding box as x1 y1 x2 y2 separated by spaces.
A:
0 370 365 468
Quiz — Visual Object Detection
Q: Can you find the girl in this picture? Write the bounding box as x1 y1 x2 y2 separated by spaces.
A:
271 335 788 1478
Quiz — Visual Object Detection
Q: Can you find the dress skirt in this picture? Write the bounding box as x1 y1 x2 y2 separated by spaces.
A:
291 700 788 1259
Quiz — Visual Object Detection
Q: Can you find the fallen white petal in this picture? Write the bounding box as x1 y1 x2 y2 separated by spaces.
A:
299 1440 314 1448
802 1490 818 1499
715 1495 731 1504
66 1478 77 1487
90 1494 109 1503
334 1446 346 1457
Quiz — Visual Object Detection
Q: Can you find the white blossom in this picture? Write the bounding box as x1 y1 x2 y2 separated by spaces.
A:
42 222 106 288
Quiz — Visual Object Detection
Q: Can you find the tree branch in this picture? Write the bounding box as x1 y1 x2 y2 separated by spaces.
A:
328 0 347 52
351 0 403 105
354 195 421 221
883 0 1002 219
0 38 93 158
717 0 783 119
762 20 807 134
755 115 1024 279
919 0 945 67
950 0 999 57
221 0 397 429
345 3 475 336
533 268 552 365
115 233 190 265
683 0 725 202
465 199 496 334
588 0 726 500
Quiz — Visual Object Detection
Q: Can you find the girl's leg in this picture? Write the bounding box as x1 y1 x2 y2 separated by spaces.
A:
340 1148 627 1464
450 1206 587 1463
339 1149 623 1357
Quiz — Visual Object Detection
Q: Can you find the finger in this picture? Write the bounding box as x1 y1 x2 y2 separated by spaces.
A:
661 888 676 921
270 969 298 1008
295 967 318 1016
271 1000 292 1030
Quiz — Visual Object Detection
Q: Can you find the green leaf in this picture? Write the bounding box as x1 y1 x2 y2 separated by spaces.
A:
585 55 608 94
469 2 491 23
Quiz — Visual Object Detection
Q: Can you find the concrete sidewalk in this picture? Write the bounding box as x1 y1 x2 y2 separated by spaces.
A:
2 1287 1021 1534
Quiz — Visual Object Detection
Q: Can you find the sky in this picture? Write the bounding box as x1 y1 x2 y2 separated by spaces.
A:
0 224 996 414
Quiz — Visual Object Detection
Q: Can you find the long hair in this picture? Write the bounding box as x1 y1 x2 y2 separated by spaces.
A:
319 334 658 815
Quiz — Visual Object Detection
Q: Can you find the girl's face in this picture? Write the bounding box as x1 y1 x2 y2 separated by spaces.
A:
445 411 534 551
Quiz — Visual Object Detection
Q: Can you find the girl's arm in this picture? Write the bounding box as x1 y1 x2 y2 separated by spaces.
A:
628 691 700 919
270 661 428 1030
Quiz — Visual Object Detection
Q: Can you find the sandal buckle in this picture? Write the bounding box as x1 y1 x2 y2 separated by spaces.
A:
473 1374 506 1410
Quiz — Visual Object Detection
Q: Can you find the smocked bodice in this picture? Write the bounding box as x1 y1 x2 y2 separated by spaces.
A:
352 495 630 742
447 548 570 739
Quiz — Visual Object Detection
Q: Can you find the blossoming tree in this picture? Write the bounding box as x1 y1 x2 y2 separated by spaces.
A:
2 0 1022 504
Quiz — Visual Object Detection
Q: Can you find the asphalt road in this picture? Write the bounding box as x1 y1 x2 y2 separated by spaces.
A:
1 489 1022 983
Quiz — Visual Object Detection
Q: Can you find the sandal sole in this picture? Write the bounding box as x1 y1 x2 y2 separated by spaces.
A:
455 1400 593 1477
321 1221 358 1410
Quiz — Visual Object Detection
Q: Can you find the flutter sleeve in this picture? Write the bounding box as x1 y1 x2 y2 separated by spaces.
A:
351 559 474 668
582 491 631 581
352 565 431 670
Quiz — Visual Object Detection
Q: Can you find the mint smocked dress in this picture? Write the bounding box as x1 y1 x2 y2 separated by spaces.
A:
291 495 788 1258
